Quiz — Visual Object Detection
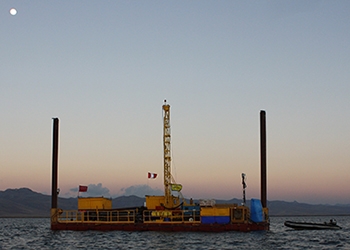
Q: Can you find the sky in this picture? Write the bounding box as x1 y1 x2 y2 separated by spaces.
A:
1 1 349 205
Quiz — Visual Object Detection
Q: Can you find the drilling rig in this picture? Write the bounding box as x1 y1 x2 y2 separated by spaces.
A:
51 103 270 231
162 101 172 207
162 100 183 208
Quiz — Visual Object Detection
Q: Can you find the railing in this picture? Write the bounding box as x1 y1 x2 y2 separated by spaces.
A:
57 209 136 223
56 209 201 224
143 209 201 223
56 207 252 224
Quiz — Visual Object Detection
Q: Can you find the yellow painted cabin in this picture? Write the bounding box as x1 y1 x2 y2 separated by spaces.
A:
78 197 112 210
145 195 180 210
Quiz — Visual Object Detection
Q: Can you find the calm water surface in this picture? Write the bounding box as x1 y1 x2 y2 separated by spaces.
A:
0 216 349 249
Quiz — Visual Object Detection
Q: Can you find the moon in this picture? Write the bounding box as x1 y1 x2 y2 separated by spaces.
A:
10 8 17 16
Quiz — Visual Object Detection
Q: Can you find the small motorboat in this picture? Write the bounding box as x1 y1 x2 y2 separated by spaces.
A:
284 219 342 230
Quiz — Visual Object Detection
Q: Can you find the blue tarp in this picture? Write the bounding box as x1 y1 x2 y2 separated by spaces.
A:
250 199 263 222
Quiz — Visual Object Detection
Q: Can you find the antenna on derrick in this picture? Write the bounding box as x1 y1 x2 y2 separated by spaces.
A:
242 173 247 205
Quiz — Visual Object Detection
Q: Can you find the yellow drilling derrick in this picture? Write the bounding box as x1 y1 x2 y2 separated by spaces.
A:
162 101 172 207
162 100 183 209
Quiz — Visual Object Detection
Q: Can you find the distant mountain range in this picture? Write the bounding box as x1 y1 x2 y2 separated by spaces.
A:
0 188 349 217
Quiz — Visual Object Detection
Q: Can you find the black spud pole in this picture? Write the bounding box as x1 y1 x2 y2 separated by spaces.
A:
51 118 59 209
260 111 267 208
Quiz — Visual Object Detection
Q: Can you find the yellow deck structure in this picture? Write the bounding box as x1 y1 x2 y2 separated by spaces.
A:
78 197 112 210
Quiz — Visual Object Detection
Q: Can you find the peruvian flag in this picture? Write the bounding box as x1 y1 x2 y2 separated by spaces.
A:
148 172 157 179
79 185 88 192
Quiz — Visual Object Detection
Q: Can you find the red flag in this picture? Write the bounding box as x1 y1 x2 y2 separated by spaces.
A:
148 172 157 179
79 185 88 192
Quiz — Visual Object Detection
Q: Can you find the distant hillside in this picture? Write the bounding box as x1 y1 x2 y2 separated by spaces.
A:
0 188 349 217
267 200 350 216
113 195 145 208
0 188 76 217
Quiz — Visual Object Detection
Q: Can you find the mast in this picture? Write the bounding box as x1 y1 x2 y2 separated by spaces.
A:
241 173 247 205
162 100 172 207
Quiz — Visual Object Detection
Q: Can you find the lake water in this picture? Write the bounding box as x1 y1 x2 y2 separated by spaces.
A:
0 216 349 249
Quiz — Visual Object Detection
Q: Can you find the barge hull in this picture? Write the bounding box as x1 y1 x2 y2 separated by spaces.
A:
51 222 269 232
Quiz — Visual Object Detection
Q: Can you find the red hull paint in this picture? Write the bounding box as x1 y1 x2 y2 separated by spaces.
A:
51 222 269 232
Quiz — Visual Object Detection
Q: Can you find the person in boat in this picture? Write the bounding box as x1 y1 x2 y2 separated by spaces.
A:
325 219 337 225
